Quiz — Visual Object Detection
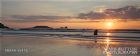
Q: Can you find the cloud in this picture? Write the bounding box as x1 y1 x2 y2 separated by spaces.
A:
3 15 102 23
105 6 140 19
78 11 106 19
3 15 72 22
10 15 68 19
78 6 140 20
3 6 140 23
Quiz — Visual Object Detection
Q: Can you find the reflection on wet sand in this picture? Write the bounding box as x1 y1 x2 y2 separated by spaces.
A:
104 37 112 56
105 33 112 56
1 35 140 56
106 33 111 36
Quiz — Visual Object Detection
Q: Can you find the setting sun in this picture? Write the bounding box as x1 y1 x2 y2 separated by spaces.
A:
105 22 114 29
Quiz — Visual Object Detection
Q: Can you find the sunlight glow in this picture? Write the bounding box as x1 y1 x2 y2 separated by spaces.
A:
104 38 112 56
106 38 110 43
95 8 106 13
106 22 113 27
105 22 114 29
106 33 111 36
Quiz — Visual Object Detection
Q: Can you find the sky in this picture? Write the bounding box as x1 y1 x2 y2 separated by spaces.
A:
2 0 140 16
1 0 140 29
0 0 1 17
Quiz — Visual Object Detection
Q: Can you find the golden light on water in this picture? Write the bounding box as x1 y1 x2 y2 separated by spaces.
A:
106 38 111 43
106 33 111 36
105 38 112 56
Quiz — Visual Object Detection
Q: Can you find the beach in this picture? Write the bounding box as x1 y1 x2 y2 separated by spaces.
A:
1 30 140 56
2 0 140 56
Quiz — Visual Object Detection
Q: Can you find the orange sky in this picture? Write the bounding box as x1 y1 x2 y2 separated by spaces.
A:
3 19 140 29
2 0 140 29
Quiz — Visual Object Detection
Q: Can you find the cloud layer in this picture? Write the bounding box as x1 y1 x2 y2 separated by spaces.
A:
78 6 140 19
3 6 140 23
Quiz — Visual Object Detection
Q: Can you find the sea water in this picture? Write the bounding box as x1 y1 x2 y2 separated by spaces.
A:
1 30 140 56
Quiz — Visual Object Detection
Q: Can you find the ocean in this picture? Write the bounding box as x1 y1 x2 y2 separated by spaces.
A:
1 30 140 56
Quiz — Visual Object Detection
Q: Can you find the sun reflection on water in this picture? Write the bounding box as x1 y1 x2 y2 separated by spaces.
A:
104 38 112 56
106 33 111 36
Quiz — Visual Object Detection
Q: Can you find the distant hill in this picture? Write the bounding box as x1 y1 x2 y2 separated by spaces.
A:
0 23 9 29
32 26 52 29
20 26 53 30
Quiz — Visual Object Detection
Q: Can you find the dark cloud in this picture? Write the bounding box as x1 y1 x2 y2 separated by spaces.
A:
3 6 140 23
10 15 71 20
3 15 71 22
105 6 140 19
78 6 140 20
78 11 106 19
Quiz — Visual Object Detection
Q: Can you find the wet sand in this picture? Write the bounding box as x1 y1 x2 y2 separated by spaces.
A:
1 35 140 56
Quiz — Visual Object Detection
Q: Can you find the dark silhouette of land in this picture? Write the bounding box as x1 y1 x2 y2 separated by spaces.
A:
21 26 69 30
33 26 53 29
0 23 9 29
20 26 140 33
0 23 139 33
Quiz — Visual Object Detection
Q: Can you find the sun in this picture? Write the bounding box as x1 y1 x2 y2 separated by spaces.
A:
105 22 114 29
106 22 113 26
